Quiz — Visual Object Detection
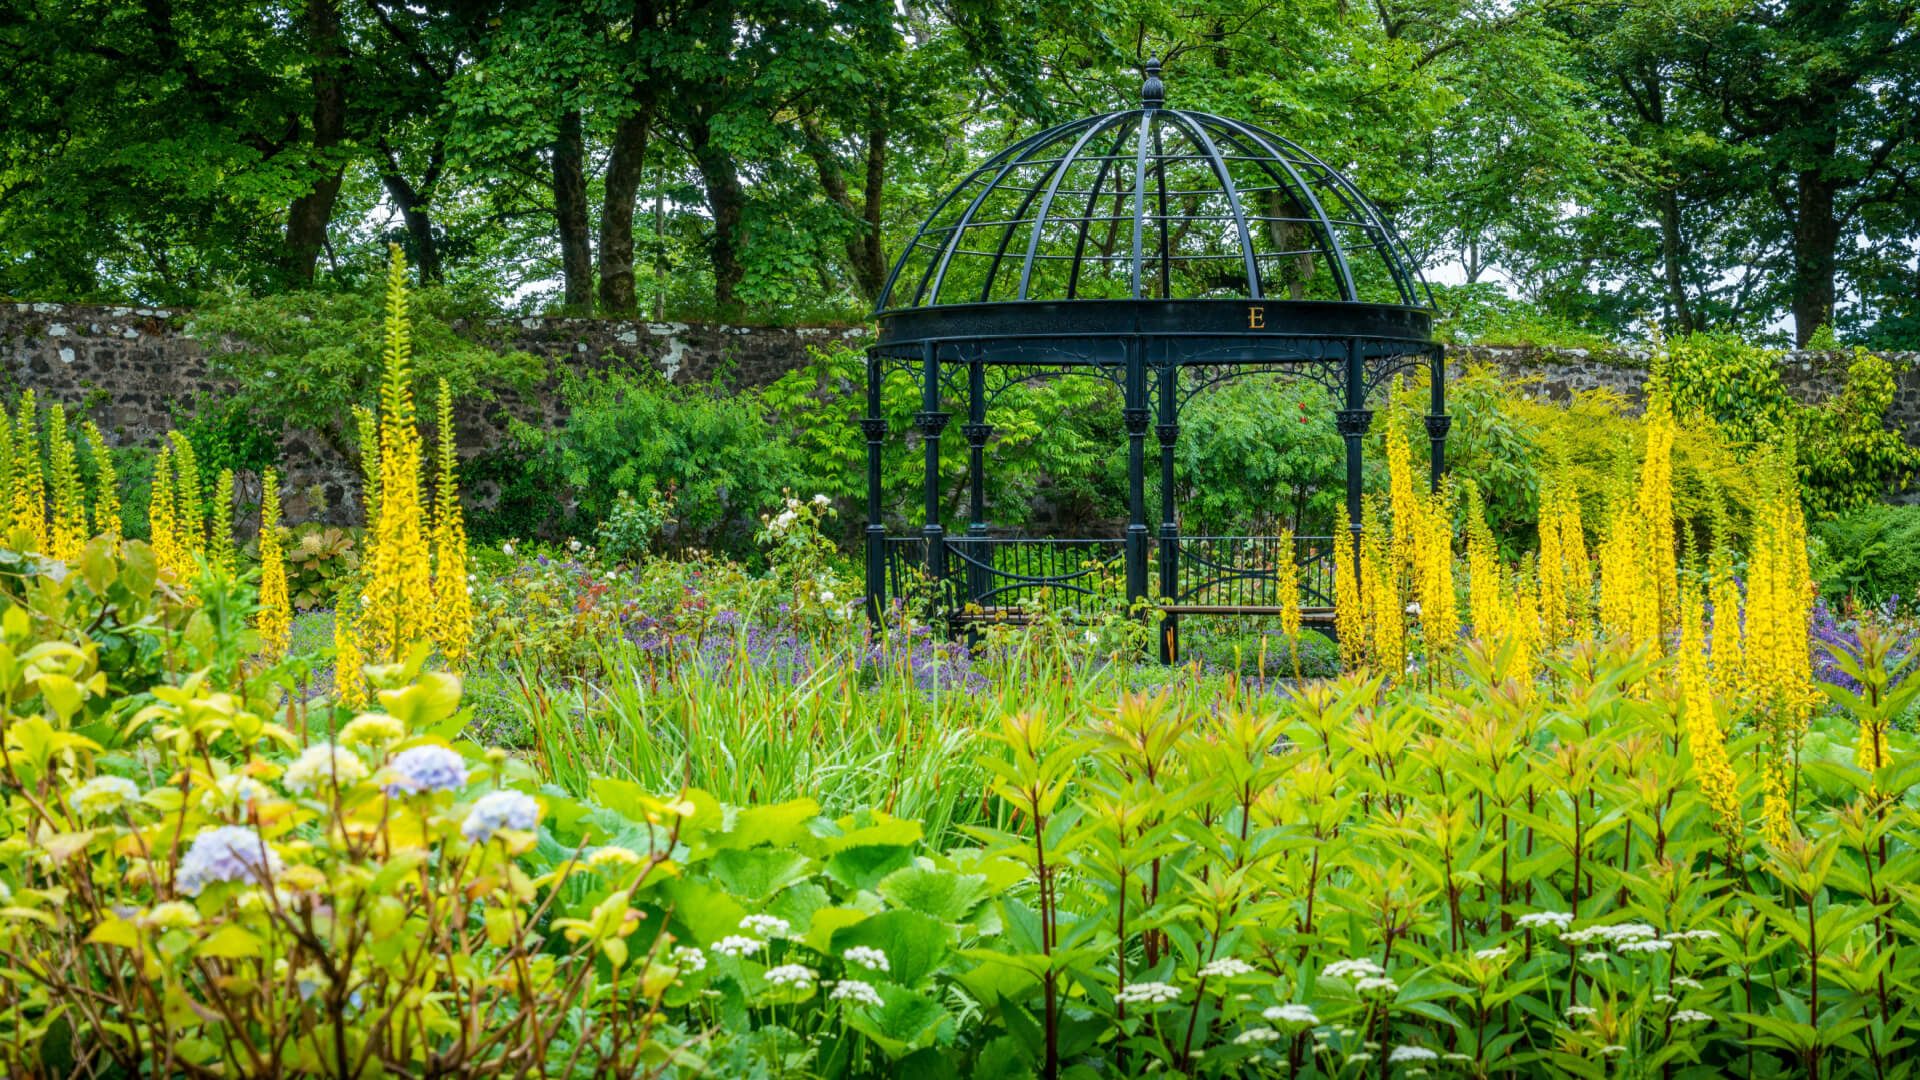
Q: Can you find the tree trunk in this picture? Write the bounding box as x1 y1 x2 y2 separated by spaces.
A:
598 109 651 315
1658 186 1694 335
856 125 888 299
284 0 347 285
1791 162 1841 346
552 108 593 309
688 114 748 314
378 149 445 285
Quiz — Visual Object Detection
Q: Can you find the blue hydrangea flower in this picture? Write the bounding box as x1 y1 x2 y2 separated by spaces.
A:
177 825 283 895
384 745 469 796
461 790 540 844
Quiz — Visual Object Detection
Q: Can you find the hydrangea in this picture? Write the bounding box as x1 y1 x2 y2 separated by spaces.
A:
177 826 283 895
1114 981 1182 1007
339 712 405 746
587 846 642 871
739 914 791 939
843 945 889 972
1234 1027 1282 1045
70 775 139 817
765 964 816 989
461 790 540 844
383 745 469 796
671 946 707 973
713 935 763 958
138 901 201 930
1264 1004 1319 1026
1516 911 1574 931
830 980 883 1007
1389 1047 1438 1063
1199 957 1256 979
1323 958 1386 979
212 773 270 806
284 744 368 794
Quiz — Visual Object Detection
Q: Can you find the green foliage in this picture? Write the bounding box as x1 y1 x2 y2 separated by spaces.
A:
282 523 361 610
512 369 799 557
190 284 545 453
595 487 675 564
1796 350 1919 518
172 394 282 494
1430 281 1623 351
1173 377 1342 536
1811 504 1920 608
1663 332 1797 445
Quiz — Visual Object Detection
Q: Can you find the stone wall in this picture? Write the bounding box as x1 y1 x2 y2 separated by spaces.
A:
0 301 869 523
5 300 1919 524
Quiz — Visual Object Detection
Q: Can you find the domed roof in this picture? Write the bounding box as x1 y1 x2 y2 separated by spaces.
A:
875 60 1432 317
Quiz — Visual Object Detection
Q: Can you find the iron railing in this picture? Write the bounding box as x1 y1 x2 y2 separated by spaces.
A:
1170 535 1336 611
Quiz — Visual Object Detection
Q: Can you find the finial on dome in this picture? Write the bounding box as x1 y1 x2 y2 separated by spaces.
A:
1141 57 1164 109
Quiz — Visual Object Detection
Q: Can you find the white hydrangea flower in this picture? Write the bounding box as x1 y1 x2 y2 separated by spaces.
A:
739 914 791 939
1323 958 1386 979
1390 1047 1438 1063
1234 1026 1282 1045
671 946 707 972
1199 957 1255 979
1673 1010 1711 1023
70 775 139 817
284 744 367 794
1114 981 1182 1006
712 936 763 958
830 979 883 1007
843 945 890 972
765 964 816 989
1263 1003 1319 1026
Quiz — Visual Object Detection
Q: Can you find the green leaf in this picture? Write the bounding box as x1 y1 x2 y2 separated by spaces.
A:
831 910 953 986
706 848 814 900
877 866 991 923
843 984 951 1059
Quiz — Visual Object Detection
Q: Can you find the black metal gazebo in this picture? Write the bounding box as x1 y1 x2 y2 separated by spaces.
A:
860 61 1447 660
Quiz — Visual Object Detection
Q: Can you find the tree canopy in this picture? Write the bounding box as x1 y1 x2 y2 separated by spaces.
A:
0 0 1914 344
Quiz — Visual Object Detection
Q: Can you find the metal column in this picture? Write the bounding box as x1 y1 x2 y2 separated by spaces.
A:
916 343 951 604
1156 361 1180 662
862 351 888 626
1335 340 1373 563
1426 349 1451 493
962 354 994 608
1123 338 1150 622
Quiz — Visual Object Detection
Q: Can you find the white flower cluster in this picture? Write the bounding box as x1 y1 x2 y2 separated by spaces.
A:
1673 1009 1712 1023
1323 958 1386 979
1264 1003 1319 1026
1673 976 1705 990
285 743 367 794
765 964 816 989
739 914 791 939
830 980 883 1007
1198 957 1255 979
1565 1004 1598 1019
1354 976 1400 996
712 935 763 958
70 775 139 817
1389 1046 1438 1063
1234 1026 1282 1045
1516 910 1574 931
1114 981 1182 1006
1473 946 1508 961
843 945 890 972
1665 929 1720 943
1617 938 1674 954
1560 922 1658 947
671 946 707 973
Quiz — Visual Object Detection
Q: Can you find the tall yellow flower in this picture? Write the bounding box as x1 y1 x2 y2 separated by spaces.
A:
45 404 88 562
1536 476 1566 647
1363 505 1404 677
430 378 472 667
1553 472 1591 636
340 244 436 704
1416 490 1459 669
1680 587 1742 845
149 444 180 577
1334 528 1366 672
168 431 205 559
1498 561 1539 693
1635 398 1678 635
257 469 292 661
12 392 48 551
209 468 236 572
354 403 381 524
1385 422 1418 575
1275 527 1302 679
83 422 121 546
1465 484 1500 641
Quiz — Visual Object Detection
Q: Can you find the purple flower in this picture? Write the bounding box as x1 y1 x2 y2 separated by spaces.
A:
384 745 470 796
177 825 283 895
461 790 541 844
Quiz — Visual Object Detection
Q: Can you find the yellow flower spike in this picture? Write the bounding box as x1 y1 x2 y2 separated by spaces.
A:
256 469 292 661
167 430 205 558
1679 588 1742 847
1275 528 1302 678
1464 484 1499 642
1334 529 1366 672
430 378 472 668
209 468 236 572
12 391 49 551
148 444 180 579
82 421 121 546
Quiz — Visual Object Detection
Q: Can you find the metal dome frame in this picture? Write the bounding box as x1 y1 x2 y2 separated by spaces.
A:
860 61 1449 659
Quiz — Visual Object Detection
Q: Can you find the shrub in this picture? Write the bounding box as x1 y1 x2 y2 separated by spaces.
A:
1812 503 1920 608
595 487 674 564
513 370 799 557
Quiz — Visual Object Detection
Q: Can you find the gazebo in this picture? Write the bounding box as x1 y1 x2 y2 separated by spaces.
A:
860 61 1446 660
